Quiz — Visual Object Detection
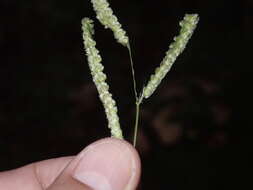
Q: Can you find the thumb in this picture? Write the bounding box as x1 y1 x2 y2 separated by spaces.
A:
47 138 141 190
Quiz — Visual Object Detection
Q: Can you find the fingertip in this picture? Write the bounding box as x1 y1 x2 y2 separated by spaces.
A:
72 137 141 190
48 137 141 190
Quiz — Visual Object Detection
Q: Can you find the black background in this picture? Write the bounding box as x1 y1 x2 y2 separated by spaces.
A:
0 0 251 189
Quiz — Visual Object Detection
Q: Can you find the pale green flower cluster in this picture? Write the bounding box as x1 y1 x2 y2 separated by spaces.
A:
81 18 123 139
142 14 199 99
81 2 199 141
90 0 129 46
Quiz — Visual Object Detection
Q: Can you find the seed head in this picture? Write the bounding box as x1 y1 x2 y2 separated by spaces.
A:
91 0 129 46
142 14 199 99
82 18 123 139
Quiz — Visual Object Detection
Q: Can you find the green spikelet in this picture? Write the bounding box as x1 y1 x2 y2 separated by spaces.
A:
81 18 123 139
90 0 129 46
142 14 199 99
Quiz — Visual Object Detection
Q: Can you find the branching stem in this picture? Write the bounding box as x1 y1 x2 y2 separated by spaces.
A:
127 43 143 147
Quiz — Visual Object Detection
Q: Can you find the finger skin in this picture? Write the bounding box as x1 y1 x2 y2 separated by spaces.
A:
0 157 73 190
0 138 141 190
48 138 141 190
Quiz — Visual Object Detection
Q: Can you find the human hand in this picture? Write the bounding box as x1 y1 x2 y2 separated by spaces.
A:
0 138 141 190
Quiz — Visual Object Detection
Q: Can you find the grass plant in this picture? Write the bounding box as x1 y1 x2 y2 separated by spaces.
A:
82 0 199 146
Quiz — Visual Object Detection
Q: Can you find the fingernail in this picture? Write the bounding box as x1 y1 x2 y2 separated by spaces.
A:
72 139 137 190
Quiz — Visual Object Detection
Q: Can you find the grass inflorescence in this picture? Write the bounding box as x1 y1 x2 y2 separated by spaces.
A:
82 0 199 146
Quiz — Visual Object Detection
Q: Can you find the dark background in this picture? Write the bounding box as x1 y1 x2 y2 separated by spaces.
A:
0 0 251 189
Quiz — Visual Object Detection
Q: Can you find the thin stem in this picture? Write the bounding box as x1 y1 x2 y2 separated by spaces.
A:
127 43 138 100
133 101 140 147
127 43 141 146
